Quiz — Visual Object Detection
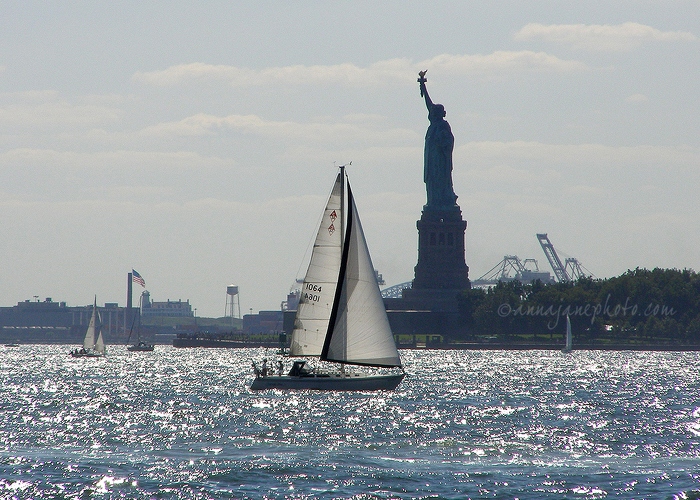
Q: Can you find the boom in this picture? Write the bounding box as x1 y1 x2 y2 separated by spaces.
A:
537 233 570 282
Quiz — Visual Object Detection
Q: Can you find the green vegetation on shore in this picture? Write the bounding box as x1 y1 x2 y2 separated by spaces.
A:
457 268 700 346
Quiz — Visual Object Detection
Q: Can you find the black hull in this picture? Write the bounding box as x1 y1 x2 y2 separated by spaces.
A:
70 352 104 358
127 345 154 352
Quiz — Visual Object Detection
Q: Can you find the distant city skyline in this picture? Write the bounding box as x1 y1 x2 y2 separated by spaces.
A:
1 2 698 317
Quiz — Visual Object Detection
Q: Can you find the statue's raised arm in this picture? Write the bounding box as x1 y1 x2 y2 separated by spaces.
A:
417 70 433 108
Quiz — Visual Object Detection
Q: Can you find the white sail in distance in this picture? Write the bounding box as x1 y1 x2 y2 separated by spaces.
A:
95 331 105 355
289 173 343 356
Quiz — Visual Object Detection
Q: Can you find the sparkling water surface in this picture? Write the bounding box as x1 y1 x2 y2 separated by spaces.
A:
1 345 700 499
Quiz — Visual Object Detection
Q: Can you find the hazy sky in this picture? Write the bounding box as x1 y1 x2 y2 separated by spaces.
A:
1 1 698 317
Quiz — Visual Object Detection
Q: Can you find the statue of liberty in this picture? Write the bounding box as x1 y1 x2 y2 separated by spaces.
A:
418 70 458 209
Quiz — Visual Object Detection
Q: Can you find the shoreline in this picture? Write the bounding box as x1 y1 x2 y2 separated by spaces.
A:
426 342 700 352
5 340 700 352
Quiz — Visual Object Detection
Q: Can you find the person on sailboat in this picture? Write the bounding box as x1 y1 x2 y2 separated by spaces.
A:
261 359 268 377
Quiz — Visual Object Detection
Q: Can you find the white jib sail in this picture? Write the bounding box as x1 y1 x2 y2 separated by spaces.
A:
95 331 105 355
565 315 572 351
83 299 98 350
324 188 402 367
289 173 343 356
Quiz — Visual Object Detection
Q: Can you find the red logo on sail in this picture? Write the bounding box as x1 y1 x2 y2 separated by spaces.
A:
329 210 337 222
328 223 335 235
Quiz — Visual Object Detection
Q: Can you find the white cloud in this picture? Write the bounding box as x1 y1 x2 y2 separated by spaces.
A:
0 147 227 172
564 184 606 198
625 93 648 103
132 61 394 87
0 91 123 129
132 52 587 87
456 141 698 168
418 52 587 76
0 148 235 203
514 22 697 52
466 163 542 184
140 113 418 146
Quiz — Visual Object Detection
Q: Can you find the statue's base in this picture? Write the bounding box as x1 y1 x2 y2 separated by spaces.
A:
412 207 470 291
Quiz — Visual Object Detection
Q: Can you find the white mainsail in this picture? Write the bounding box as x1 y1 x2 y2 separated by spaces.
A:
322 185 402 368
289 173 343 356
83 298 99 350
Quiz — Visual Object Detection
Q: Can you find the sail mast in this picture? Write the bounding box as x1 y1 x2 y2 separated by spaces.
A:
322 181 354 363
338 164 347 362
339 164 345 250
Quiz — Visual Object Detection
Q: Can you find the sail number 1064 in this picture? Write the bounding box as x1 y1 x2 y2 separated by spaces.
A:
303 283 322 303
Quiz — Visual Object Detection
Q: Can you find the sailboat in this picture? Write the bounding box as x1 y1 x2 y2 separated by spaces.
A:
127 293 154 352
70 297 106 358
562 314 572 353
126 329 154 352
251 166 404 390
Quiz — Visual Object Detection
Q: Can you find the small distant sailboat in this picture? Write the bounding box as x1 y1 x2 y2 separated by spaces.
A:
562 314 572 353
126 294 154 352
70 297 106 358
127 340 154 352
250 166 404 391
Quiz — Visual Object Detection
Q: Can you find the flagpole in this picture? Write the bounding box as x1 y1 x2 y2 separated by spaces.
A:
127 272 133 339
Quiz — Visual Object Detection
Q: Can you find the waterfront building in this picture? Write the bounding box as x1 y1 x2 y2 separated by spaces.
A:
0 297 128 344
140 291 193 318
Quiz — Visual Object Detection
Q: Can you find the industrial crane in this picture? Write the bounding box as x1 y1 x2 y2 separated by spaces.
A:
471 255 552 288
536 233 588 282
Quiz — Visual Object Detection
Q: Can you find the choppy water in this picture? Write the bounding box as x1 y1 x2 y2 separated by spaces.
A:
1 346 700 499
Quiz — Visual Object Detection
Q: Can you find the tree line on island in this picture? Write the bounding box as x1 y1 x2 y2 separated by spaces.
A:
457 268 700 347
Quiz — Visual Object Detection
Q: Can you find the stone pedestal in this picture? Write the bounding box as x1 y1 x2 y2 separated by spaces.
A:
411 206 470 291
393 205 470 317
